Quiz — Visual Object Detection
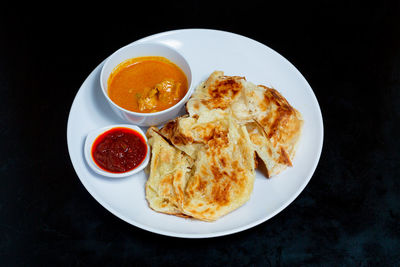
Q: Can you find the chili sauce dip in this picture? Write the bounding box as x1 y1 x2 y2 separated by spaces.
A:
107 56 188 113
91 127 147 173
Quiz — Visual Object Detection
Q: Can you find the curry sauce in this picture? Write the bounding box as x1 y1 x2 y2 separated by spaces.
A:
108 56 188 113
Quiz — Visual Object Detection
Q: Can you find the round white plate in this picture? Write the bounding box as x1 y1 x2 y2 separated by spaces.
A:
67 29 323 238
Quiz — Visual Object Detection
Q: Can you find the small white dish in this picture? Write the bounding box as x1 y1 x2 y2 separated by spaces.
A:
100 42 193 126
84 124 150 178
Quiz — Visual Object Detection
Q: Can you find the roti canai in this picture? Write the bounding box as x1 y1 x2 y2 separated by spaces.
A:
187 71 303 177
146 111 256 221
145 71 303 221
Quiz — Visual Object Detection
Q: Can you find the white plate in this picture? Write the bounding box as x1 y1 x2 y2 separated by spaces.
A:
67 29 323 238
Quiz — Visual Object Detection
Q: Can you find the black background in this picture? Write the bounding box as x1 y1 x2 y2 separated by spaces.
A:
1 1 400 266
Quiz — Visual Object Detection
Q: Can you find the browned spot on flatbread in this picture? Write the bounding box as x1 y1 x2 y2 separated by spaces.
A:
162 119 178 135
208 129 229 152
211 164 223 181
160 174 173 195
209 77 242 98
267 146 273 157
160 198 169 208
202 76 244 110
230 171 239 184
219 156 227 167
196 179 208 193
262 89 296 141
211 182 231 207
160 119 194 146
278 147 293 166
172 134 193 146
198 124 216 142
200 99 209 106
175 171 183 183
232 160 239 170
201 165 209 176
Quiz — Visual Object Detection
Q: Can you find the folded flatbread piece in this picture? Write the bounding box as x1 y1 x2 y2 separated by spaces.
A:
145 71 303 221
187 71 303 177
145 127 193 217
146 112 256 221
160 112 256 221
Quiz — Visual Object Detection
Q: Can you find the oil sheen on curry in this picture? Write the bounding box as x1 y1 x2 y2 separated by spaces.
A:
107 56 188 113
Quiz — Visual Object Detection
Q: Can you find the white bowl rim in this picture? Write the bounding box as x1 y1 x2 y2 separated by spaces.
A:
84 124 150 178
100 42 194 117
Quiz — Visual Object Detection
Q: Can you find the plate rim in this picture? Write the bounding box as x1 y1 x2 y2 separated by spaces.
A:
67 28 324 238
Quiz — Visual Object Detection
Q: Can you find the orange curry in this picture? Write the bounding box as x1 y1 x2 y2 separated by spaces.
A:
108 56 188 113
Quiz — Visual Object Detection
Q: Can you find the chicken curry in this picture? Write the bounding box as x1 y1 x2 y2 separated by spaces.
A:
107 56 188 113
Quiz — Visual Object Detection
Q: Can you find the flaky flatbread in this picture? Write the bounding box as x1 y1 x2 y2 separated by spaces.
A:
146 113 256 221
145 127 193 217
180 116 256 221
187 71 303 177
145 71 303 221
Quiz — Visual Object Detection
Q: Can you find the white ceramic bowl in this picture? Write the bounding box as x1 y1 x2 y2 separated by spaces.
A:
100 42 193 126
84 124 150 178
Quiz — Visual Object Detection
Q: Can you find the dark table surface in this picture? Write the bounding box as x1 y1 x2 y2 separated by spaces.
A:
1 1 400 266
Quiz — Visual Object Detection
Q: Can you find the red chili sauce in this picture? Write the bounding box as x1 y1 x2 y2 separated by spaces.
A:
91 127 147 173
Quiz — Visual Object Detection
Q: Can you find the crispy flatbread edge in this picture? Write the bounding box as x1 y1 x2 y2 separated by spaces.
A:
151 125 196 161
145 127 194 219
251 117 305 178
